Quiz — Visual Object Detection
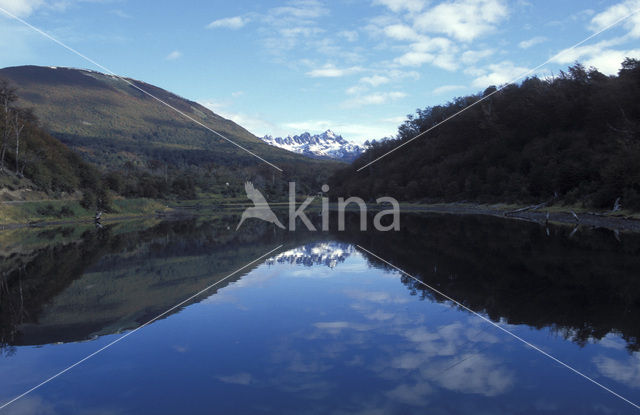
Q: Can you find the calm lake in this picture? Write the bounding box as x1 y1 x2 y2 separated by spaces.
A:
1 212 639 414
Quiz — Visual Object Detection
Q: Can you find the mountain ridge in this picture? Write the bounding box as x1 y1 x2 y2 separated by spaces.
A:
0 65 335 169
0 65 341 201
261 129 364 161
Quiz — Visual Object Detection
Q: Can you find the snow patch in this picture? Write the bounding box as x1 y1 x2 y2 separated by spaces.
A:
260 130 365 162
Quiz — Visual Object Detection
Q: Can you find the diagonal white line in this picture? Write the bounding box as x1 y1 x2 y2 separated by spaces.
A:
0 244 284 412
0 7 283 172
356 7 640 172
355 244 640 411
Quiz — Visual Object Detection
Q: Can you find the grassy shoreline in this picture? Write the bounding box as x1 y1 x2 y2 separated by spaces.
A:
0 198 169 226
3 197 640 233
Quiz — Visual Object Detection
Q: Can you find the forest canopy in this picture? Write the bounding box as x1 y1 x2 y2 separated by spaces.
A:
330 59 640 210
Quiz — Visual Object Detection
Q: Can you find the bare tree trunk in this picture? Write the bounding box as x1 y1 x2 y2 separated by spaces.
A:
0 142 6 172
1 122 11 173
0 82 17 173
19 158 26 176
13 111 24 176
15 132 18 175
0 109 9 173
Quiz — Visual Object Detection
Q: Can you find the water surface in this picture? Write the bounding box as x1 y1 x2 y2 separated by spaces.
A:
0 214 639 414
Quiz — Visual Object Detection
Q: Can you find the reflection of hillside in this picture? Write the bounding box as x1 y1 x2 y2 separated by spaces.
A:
0 216 313 347
339 213 640 351
266 242 353 268
3 211 640 352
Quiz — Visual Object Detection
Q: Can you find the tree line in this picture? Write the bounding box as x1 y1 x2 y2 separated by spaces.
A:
330 59 640 210
0 81 30 176
0 79 337 210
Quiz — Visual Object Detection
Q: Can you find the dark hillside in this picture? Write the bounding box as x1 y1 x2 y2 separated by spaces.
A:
330 59 640 210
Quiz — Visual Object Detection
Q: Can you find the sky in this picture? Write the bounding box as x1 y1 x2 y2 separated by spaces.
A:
0 0 639 144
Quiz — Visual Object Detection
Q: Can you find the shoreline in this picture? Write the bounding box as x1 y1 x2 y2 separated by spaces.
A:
395 203 640 233
0 212 184 231
2 200 640 233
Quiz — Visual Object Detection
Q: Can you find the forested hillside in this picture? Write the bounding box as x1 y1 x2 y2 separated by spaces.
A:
0 81 106 204
330 59 640 210
0 66 341 202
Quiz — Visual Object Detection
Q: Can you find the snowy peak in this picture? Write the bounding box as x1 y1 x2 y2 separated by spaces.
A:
266 242 355 269
260 130 364 162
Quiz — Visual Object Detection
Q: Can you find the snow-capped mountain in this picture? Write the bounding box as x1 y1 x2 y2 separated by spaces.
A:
260 130 364 162
266 242 355 269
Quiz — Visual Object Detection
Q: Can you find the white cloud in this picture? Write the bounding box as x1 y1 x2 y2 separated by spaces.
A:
394 50 458 70
280 26 323 38
0 0 44 17
549 4 640 75
390 323 514 397
394 51 434 66
283 121 398 143
216 373 254 385
393 36 458 70
432 353 514 396
314 321 372 332
431 53 458 71
413 0 509 42
471 61 530 88
199 100 282 137
551 37 640 75
461 49 494 64
283 120 334 132
551 38 623 64
586 48 640 74
360 74 390 86
594 353 640 388
378 1 506 72
518 36 547 49
432 84 466 95
386 382 432 406
206 16 248 29
346 84 368 95
590 0 640 38
110 9 132 19
306 64 363 78
338 30 359 42
412 36 455 53
271 0 329 20
571 8 595 21
258 1 343 59
374 0 426 13
345 74 396 98
384 24 421 41
164 50 182 60
382 115 407 124
342 91 407 108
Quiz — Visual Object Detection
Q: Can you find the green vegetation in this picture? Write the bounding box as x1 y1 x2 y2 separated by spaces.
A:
335 213 640 350
0 216 318 347
331 59 640 211
3 213 640 350
0 80 104 198
0 198 166 224
0 65 341 203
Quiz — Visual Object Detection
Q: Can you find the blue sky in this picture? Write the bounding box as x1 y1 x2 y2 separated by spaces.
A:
0 0 639 144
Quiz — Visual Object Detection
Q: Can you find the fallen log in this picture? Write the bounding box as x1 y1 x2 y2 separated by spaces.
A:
504 199 553 216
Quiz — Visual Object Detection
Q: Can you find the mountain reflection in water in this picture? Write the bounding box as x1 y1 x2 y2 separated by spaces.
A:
0 213 639 414
267 243 354 268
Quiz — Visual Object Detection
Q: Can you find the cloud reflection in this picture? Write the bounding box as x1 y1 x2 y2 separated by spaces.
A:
594 353 640 388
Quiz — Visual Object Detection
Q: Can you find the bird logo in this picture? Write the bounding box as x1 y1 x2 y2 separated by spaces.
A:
236 182 286 230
